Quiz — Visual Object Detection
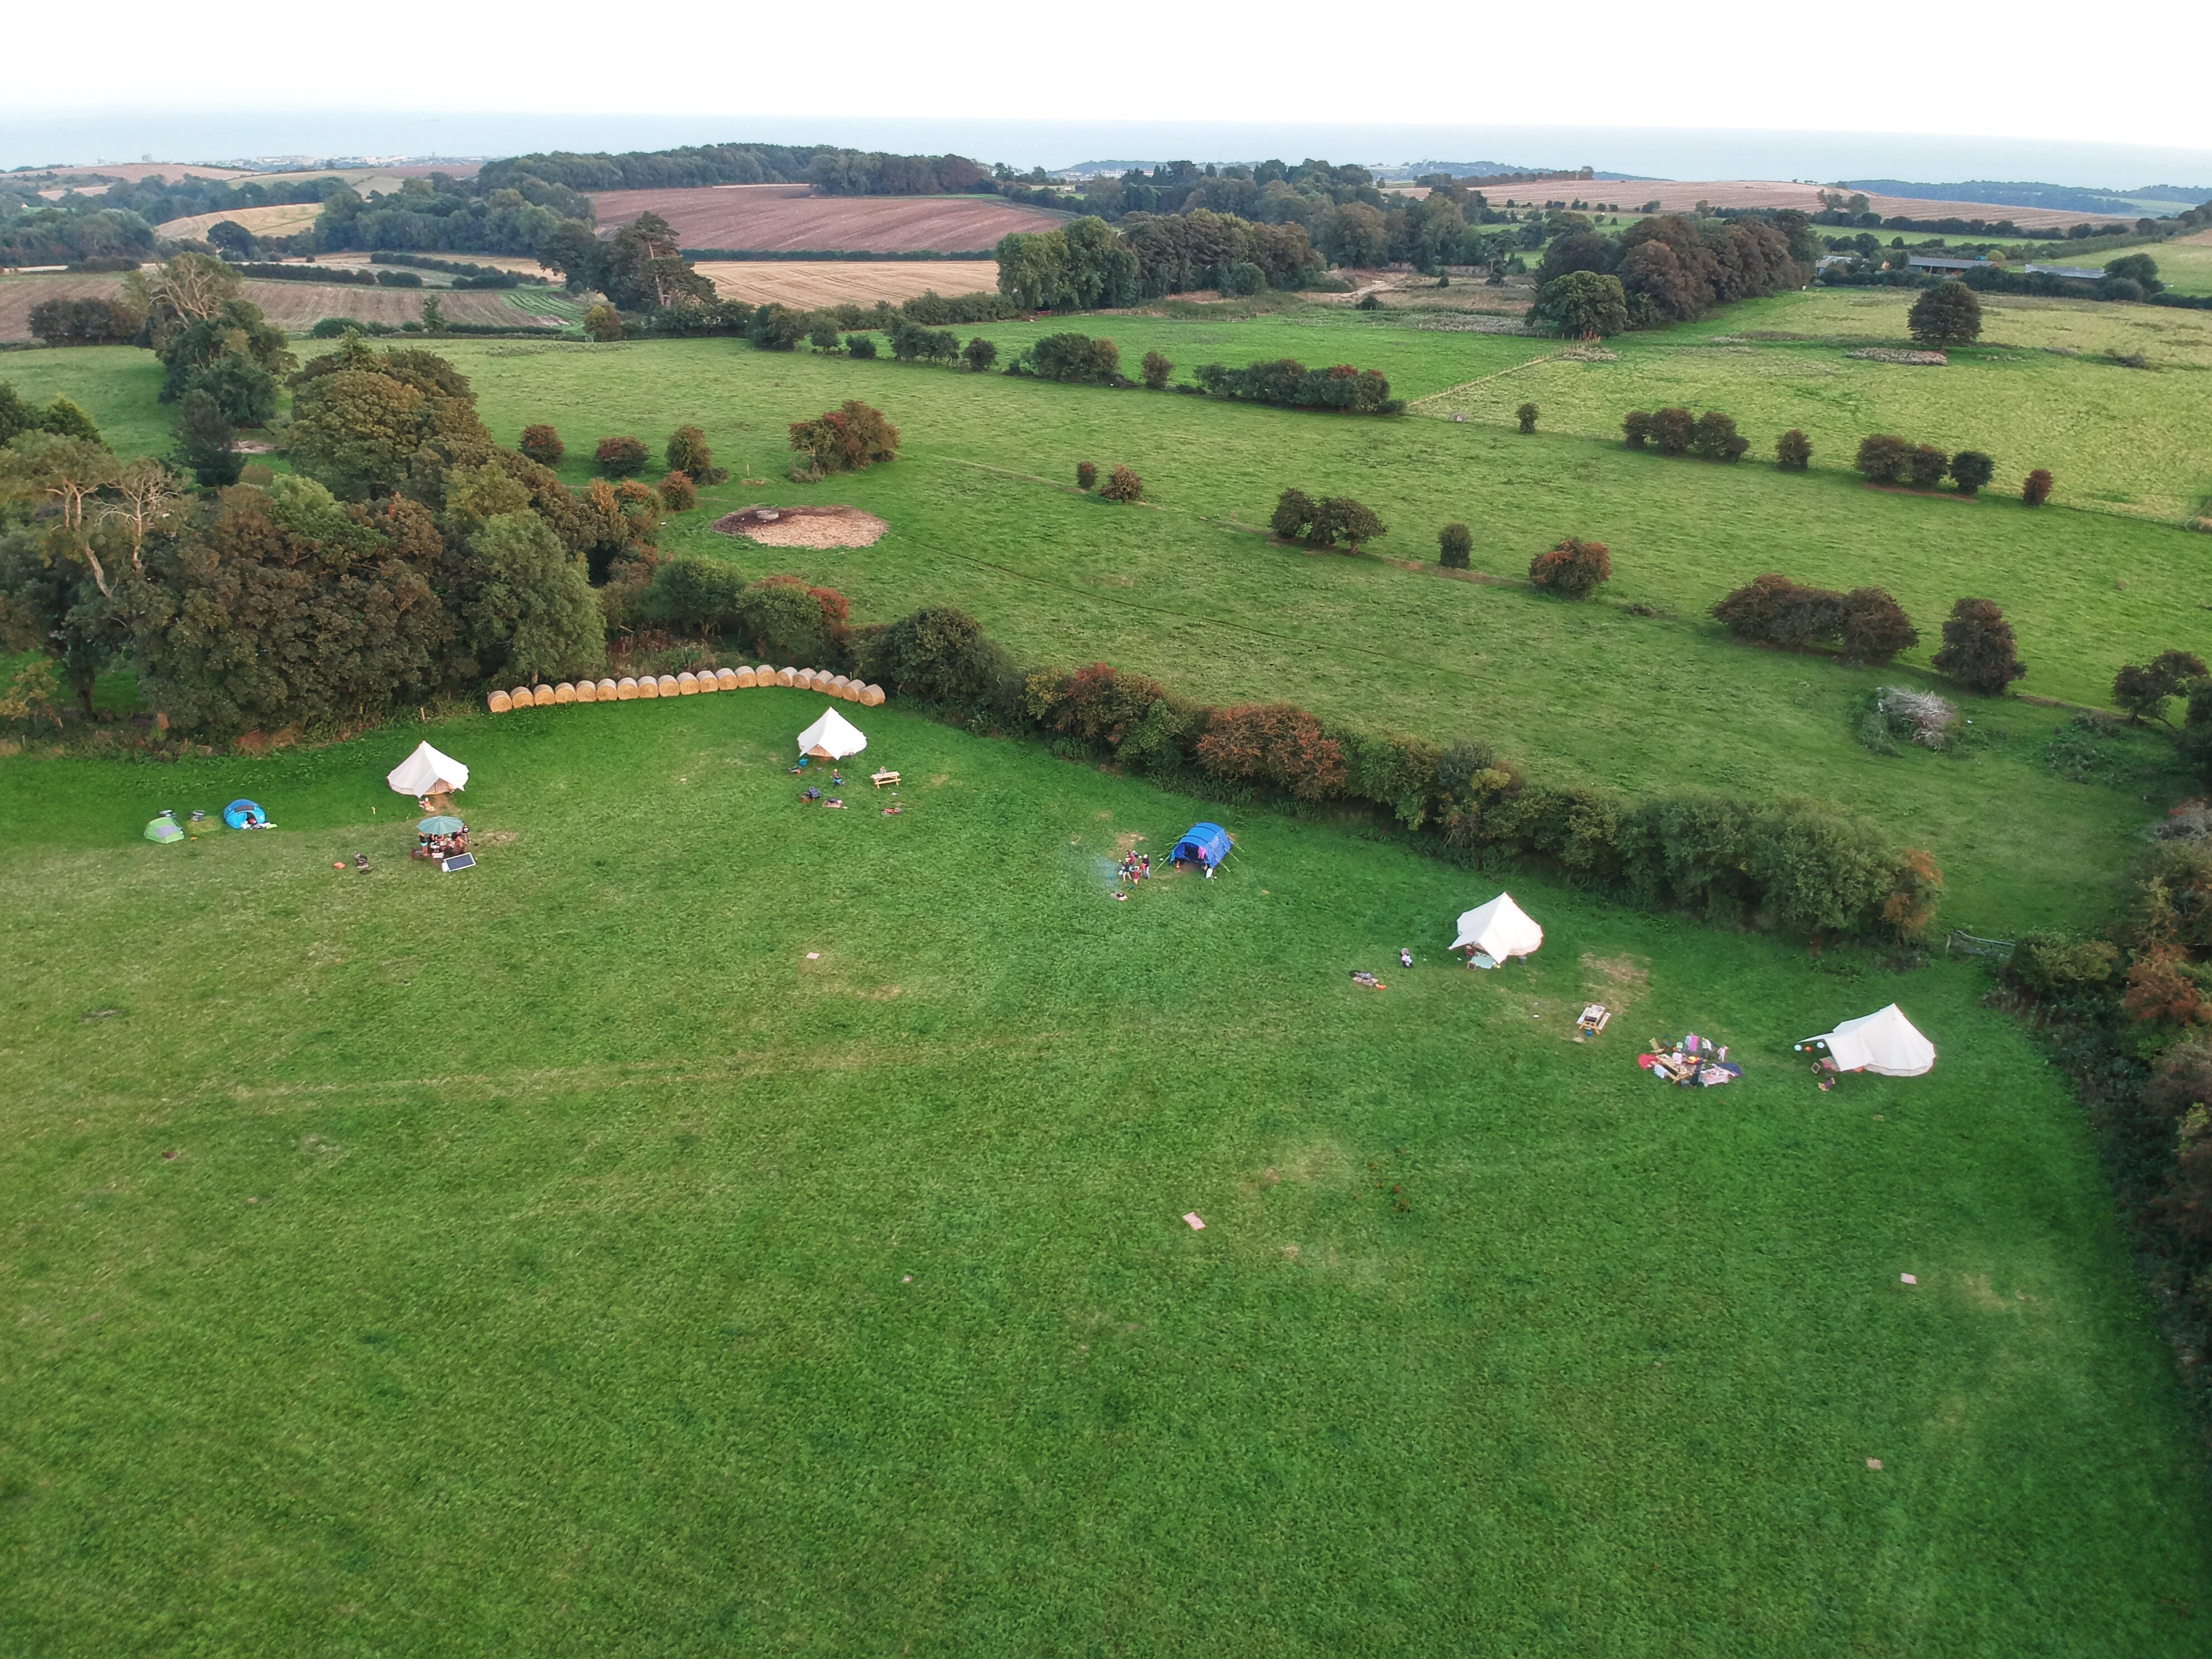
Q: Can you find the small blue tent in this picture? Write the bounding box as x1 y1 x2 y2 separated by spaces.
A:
1172 822 1232 868
224 799 267 830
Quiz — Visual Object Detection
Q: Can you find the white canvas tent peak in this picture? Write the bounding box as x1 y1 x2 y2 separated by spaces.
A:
797 707 867 760
1451 892 1543 961
386 741 469 797
1797 1003 1936 1076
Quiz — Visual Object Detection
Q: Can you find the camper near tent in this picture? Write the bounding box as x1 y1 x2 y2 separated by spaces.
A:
1172 823 1232 872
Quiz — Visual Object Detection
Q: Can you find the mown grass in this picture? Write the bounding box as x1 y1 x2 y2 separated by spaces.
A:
6 331 2205 933
4 690 2208 1656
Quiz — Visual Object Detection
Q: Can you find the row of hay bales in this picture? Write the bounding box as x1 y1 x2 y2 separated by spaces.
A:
487 666 885 714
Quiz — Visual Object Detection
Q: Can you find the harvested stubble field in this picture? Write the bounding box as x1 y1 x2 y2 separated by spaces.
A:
1587 180 2134 230
586 186 1068 252
0 273 568 341
3 693 2209 1656
154 201 325 240
693 259 1000 309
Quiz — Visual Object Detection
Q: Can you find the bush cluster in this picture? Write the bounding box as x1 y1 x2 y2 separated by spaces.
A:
1854 434 2000 495
788 400 900 479
1712 575 1919 663
595 435 648 478
1270 489 1386 550
847 608 1940 942
1099 464 1144 503
1194 358 1400 414
1622 407 1748 461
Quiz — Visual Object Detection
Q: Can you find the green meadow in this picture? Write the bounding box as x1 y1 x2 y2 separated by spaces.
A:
8 289 2212 1652
4 691 2209 1656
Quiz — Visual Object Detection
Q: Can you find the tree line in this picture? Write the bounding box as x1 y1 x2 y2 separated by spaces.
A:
1525 212 1817 336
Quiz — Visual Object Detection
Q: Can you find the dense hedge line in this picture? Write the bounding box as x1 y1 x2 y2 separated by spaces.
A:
832 606 1940 941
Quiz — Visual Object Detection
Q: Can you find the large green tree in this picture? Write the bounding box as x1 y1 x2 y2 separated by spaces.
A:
1908 280 1982 347
286 335 489 498
1526 271 1630 338
462 511 604 685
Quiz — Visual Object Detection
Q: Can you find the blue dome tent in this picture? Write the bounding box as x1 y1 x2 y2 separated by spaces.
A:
223 799 269 830
1172 822 1232 869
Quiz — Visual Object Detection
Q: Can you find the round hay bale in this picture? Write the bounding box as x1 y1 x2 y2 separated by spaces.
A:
596 677 618 699
716 667 739 690
755 664 775 684
677 671 700 695
554 682 577 704
616 677 638 700
532 685 557 707
734 666 758 688
574 680 598 704
775 667 796 687
830 674 852 697
636 676 659 699
657 675 680 696
862 683 885 706
511 685 532 708
488 689 513 714
695 670 719 695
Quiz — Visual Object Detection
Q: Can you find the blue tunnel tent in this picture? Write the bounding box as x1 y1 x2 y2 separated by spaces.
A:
1172 822 1232 869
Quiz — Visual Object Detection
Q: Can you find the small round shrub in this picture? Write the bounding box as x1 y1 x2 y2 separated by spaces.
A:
667 425 713 478
1516 402 1539 434
658 471 698 512
1949 450 1995 495
1100 464 1144 503
2023 468 2053 506
1906 445 1949 490
1355 292 1381 311
1140 350 1171 391
520 424 564 467
1528 537 1611 599
846 333 878 360
1932 597 2026 694
595 435 648 477
1438 522 1473 570
1623 410 1652 449
1775 429 1812 470
1076 462 1098 492
583 303 623 342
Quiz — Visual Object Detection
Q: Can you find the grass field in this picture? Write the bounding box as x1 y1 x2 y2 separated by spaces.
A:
7 313 2206 935
4 690 2209 1656
0 273 569 342
694 260 1001 308
587 187 1069 253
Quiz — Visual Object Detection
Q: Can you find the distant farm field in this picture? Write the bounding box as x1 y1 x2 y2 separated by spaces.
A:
0 274 574 342
693 260 1001 308
154 202 324 241
586 187 1068 252
1592 180 2134 230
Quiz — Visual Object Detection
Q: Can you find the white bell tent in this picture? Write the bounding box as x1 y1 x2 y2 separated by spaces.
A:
386 741 469 798
1451 892 1544 962
797 707 868 760
1796 1003 1936 1077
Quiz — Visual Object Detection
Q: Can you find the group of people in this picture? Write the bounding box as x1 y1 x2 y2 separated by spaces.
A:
413 826 469 861
1639 1032 1742 1089
1119 851 1152 885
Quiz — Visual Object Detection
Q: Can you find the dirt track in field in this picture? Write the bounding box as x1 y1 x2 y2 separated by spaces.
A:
587 187 1066 252
0 275 559 341
693 260 998 307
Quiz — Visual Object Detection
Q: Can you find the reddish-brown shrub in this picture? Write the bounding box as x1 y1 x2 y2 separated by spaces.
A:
657 470 697 512
1196 704 1347 801
1055 662 1170 747
2023 468 2054 506
1076 461 1098 491
595 435 648 477
1100 464 1144 503
1527 537 1612 599
520 424 564 466
788 400 900 475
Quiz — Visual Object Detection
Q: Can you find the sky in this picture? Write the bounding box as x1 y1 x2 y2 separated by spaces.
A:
8 0 2212 183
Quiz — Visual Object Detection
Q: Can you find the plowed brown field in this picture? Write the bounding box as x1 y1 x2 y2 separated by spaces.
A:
0 274 562 342
586 187 1066 252
693 260 998 307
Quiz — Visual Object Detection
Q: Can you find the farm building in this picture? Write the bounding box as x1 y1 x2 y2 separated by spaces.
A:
1906 256 1992 273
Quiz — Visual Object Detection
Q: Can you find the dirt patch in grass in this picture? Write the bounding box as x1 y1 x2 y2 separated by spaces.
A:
1580 952 1650 1025
711 505 889 548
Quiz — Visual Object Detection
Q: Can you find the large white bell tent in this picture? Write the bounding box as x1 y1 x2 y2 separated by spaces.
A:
797 707 868 760
1451 892 1544 964
386 741 469 798
1795 1003 1937 1077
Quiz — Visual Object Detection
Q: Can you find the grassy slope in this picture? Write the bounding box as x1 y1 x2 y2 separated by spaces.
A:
3 692 2208 1656
4 328 2201 933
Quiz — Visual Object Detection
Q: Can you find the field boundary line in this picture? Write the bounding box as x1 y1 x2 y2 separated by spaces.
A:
1408 354 1569 411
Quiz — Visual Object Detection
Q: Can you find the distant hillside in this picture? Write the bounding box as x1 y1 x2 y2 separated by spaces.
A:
1845 178 2211 216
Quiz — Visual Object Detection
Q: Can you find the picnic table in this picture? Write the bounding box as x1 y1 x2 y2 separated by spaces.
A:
871 769 900 788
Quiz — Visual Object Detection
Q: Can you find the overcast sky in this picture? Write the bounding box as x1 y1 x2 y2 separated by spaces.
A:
9 0 2212 180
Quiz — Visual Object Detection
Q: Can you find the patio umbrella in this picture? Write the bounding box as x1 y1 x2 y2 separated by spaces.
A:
418 815 467 834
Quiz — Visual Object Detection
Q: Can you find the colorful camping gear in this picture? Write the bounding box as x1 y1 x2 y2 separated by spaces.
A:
222 799 266 830
144 811 184 844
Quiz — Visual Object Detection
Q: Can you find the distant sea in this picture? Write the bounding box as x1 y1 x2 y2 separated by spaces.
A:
7 111 2211 192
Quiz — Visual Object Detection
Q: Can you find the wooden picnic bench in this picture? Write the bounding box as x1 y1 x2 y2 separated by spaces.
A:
871 769 900 788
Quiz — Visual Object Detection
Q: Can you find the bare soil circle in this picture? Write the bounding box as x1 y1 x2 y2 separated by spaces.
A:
711 505 888 549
